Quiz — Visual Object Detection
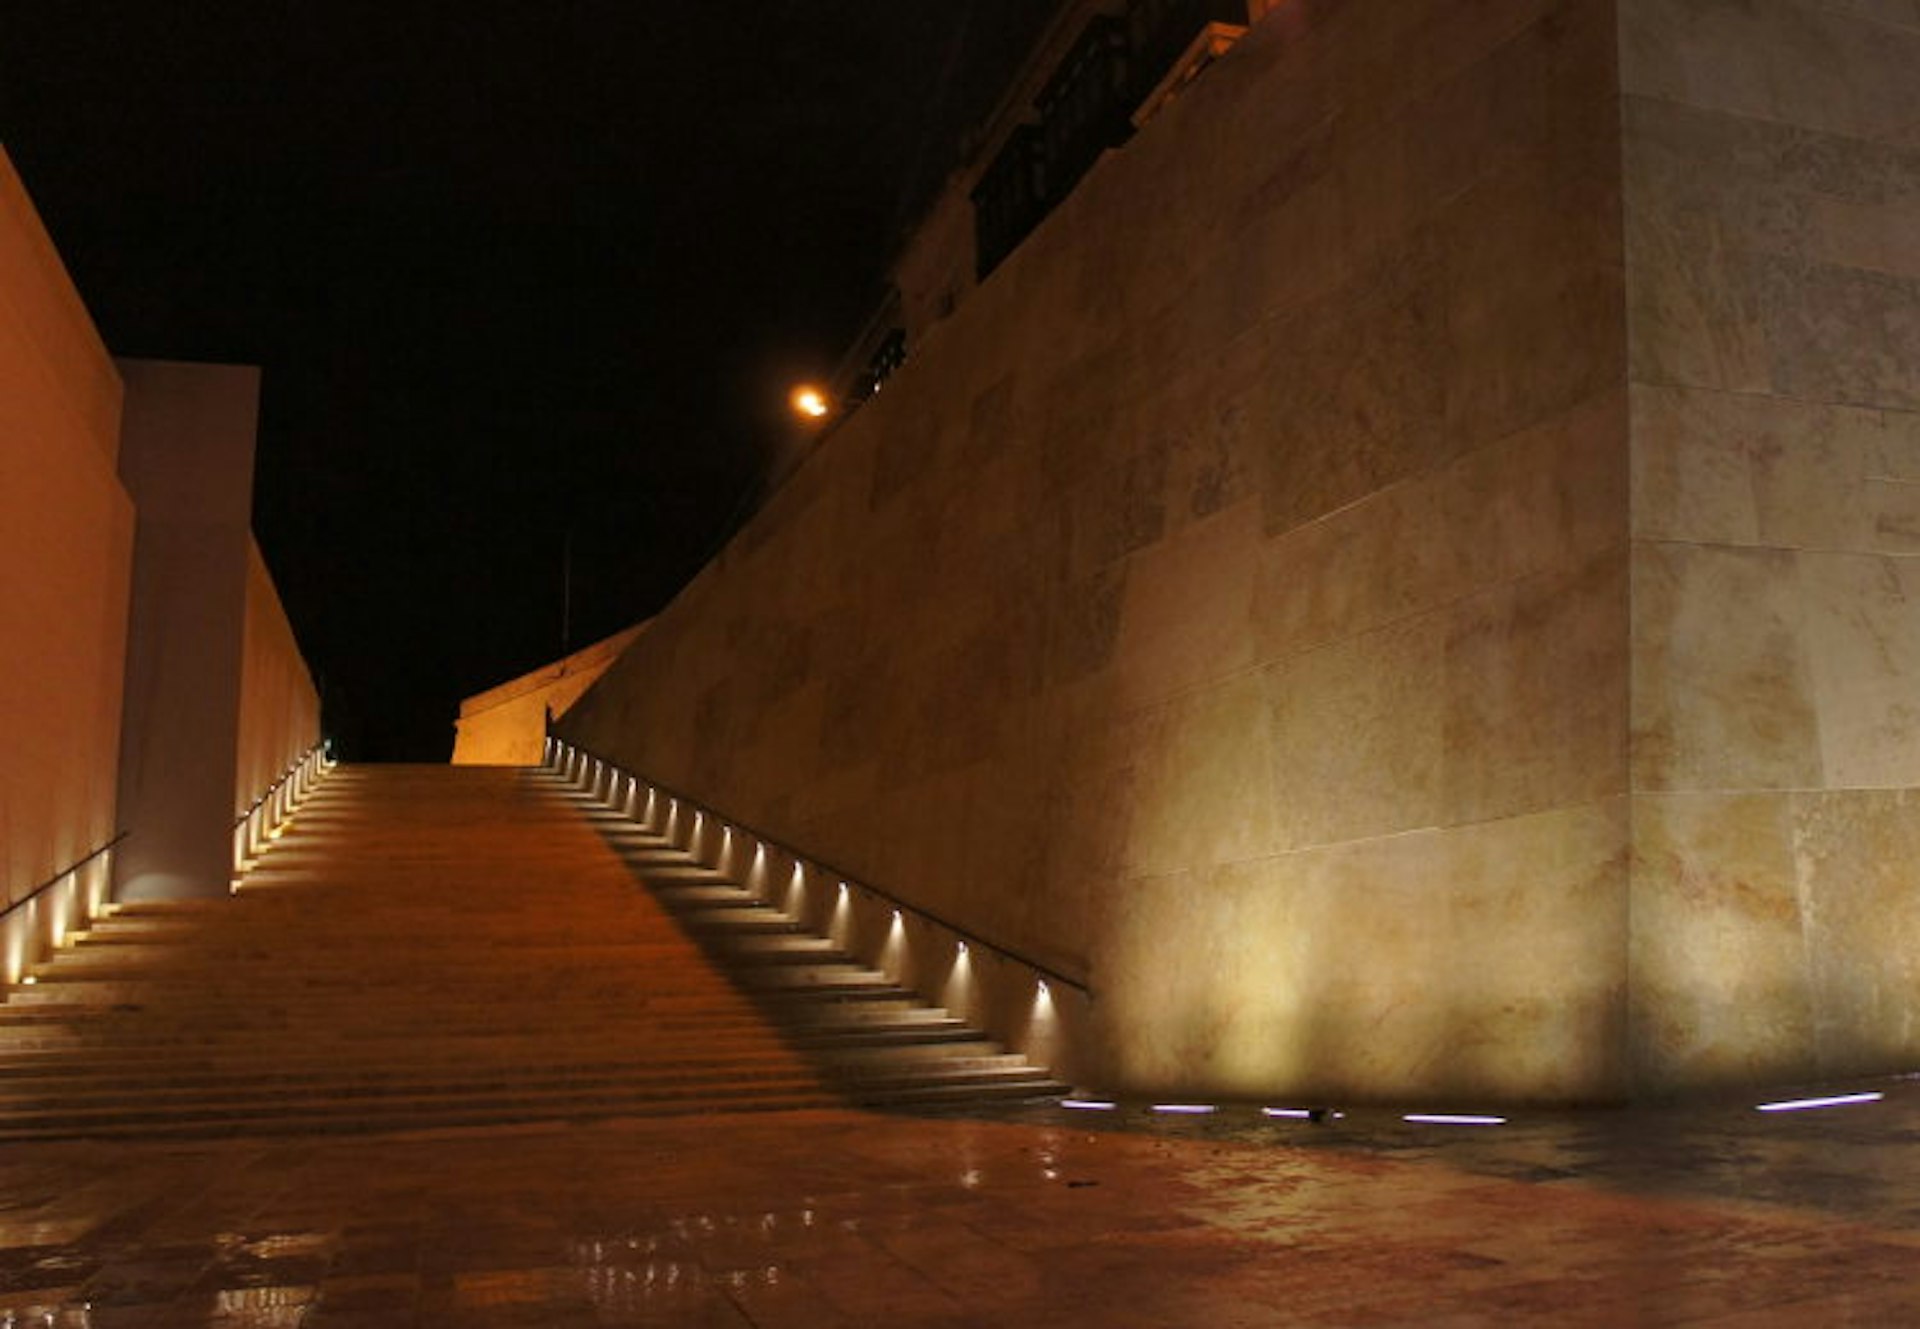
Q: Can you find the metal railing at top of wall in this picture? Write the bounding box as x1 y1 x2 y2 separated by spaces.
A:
231 738 335 875
544 736 1092 999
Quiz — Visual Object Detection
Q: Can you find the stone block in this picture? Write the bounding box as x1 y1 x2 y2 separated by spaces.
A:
1628 792 1813 1091
1441 548 1629 824
1263 612 1446 850
1630 382 1882 550
1259 235 1449 538
1621 0 1920 142
1097 799 1627 1101
1440 388 1627 591
1113 498 1259 711
1798 551 1920 788
1121 672 1278 880
1763 259 1920 412
1252 470 1459 666
1791 789 1920 1074
1631 541 1822 790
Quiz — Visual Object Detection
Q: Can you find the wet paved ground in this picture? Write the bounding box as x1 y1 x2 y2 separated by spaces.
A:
3 1079 1919 1327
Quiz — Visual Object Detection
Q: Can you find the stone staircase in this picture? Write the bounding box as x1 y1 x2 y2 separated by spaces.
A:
0 765 1063 1141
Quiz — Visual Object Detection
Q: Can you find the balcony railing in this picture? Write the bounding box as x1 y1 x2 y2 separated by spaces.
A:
971 124 1050 279
971 0 1253 279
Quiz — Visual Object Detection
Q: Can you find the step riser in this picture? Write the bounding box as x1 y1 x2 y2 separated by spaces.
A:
0 1061 1037 1110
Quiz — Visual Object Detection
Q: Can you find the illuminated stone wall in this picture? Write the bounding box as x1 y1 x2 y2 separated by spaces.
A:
565 0 1635 1103
1621 0 1920 1090
3 155 318 981
453 625 644 766
112 361 268 902
0 148 133 940
234 539 321 821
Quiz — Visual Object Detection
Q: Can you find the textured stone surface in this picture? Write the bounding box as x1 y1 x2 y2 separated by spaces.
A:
0 149 130 927
1790 789 1920 1074
111 361 268 902
1631 541 1822 792
1099 799 1628 1103
235 540 322 815
561 0 1634 1102
552 0 1920 1101
1628 792 1812 1091
1623 0 1920 1088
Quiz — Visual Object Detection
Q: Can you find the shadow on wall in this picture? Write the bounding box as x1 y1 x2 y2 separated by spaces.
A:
552 740 1094 1087
452 623 647 767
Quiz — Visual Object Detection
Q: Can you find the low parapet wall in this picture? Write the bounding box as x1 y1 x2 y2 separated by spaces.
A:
452 625 645 766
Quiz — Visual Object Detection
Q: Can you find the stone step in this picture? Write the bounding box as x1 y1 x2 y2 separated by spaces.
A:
0 1081 846 1143
0 1044 1017 1101
0 1070 1065 1144
0 991 932 1029
38 947 762 975
675 910 805 935
648 886 764 909
0 1020 981 1070
0 1019 974 1065
2 764 1063 1137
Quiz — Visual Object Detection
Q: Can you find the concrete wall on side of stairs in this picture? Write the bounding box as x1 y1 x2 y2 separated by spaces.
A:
235 538 322 825
2 154 320 987
0 148 134 980
112 361 265 902
453 624 646 767
561 0 1635 1104
1619 0 1920 1093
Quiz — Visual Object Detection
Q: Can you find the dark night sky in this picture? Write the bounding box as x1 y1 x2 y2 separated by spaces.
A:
3 3 1053 759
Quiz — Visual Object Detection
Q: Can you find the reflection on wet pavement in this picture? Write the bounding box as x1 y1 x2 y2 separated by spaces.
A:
4 1085 1920 1325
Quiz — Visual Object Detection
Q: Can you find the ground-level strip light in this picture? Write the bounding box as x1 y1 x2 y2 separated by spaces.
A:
1061 1099 1117 1111
1151 1104 1218 1115
1262 1107 1314 1120
1403 1113 1507 1125
1755 1092 1884 1113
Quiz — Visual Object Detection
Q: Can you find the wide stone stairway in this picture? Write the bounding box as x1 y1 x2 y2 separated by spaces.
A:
0 765 1063 1140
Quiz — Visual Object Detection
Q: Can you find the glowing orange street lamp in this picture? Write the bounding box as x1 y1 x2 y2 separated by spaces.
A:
789 384 830 421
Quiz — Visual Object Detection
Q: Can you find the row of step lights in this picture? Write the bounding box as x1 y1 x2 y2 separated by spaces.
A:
540 754 1074 1112
9 742 333 996
543 746 1908 1132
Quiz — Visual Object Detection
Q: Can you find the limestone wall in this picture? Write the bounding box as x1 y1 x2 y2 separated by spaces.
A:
564 0 1631 1103
112 361 264 902
453 625 645 766
1621 0 1920 1089
0 148 132 958
234 539 321 819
